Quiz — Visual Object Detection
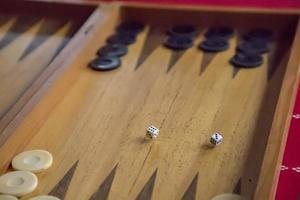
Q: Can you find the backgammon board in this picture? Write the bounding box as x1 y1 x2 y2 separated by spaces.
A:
0 1 299 200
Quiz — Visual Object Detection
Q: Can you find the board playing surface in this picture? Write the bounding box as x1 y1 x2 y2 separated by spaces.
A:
0 13 78 118
0 5 298 200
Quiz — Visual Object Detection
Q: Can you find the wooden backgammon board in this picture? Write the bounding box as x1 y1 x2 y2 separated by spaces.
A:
0 1 300 200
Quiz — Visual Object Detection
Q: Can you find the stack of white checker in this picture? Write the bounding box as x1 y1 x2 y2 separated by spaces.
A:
0 150 59 200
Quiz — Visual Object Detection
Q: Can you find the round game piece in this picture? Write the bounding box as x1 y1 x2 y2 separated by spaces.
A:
237 39 269 54
164 36 193 50
107 33 136 45
199 37 229 52
0 171 38 196
12 150 53 173
212 193 245 200
230 52 263 68
168 24 197 38
29 195 60 200
244 28 274 41
97 44 128 57
89 56 121 71
117 21 144 35
205 27 234 39
0 195 18 200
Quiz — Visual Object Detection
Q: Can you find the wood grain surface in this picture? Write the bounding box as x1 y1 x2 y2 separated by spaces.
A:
0 4 299 200
0 1 92 118
0 15 73 117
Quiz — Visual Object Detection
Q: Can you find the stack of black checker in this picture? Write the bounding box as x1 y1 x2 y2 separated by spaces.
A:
231 28 274 68
89 21 144 71
164 25 198 50
199 27 234 52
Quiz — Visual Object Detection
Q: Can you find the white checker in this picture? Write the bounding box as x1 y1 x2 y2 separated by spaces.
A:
12 150 53 173
0 171 38 196
212 193 245 200
29 195 60 200
0 195 18 200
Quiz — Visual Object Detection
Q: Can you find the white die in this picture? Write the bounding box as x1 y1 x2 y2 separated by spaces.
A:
210 132 223 146
147 126 159 139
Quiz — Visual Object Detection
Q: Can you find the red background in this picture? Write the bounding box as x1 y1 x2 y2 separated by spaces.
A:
275 85 300 200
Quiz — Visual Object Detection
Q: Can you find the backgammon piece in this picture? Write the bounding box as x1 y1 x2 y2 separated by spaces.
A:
97 44 128 58
0 171 38 196
107 33 136 45
117 21 144 35
89 57 121 71
210 132 223 146
237 39 269 54
230 52 263 68
146 125 159 139
212 193 245 200
199 37 229 52
12 150 53 173
205 26 234 39
244 28 274 41
29 195 60 200
0 195 18 200
168 24 198 38
164 36 194 50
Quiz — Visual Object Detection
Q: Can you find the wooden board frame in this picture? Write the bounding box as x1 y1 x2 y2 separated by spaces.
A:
32 0 300 14
0 1 299 199
254 18 300 200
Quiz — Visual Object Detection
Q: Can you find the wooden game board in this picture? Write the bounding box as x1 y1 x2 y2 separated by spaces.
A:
0 1 300 200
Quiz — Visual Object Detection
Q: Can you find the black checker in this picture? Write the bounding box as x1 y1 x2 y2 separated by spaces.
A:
230 52 263 68
199 37 229 52
117 21 144 35
205 27 234 39
244 28 274 41
168 25 197 38
237 39 269 54
89 56 121 71
107 33 136 45
164 36 194 50
97 44 128 57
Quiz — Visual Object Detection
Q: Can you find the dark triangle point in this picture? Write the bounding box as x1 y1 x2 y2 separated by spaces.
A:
200 52 216 75
45 22 77 67
231 30 243 79
135 169 158 200
19 19 68 61
135 26 165 71
232 67 240 78
233 178 242 194
167 50 186 73
49 160 79 199
268 30 295 80
90 164 118 200
267 41 285 80
0 15 14 29
181 173 198 200
0 16 40 50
